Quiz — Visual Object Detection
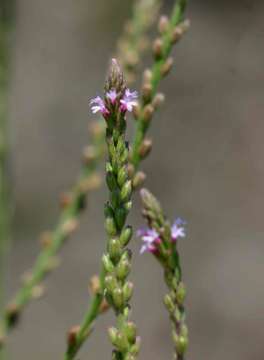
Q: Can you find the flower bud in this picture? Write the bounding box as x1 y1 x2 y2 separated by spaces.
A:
161 57 174 77
143 69 152 83
120 226 133 247
152 38 163 59
117 166 127 187
123 281 134 303
130 336 141 355
108 238 122 261
104 275 118 294
105 58 126 95
158 15 169 34
82 145 96 165
174 334 188 355
67 325 80 348
152 93 165 109
171 19 190 44
112 287 124 309
142 104 154 124
176 282 186 305
102 254 115 273
139 138 152 159
124 201 132 212
164 294 175 313
115 207 127 229
142 83 153 103
120 180 132 202
132 171 146 189
124 321 137 344
116 258 131 280
127 164 135 178
106 171 117 192
114 331 129 352
105 217 117 237
108 327 118 344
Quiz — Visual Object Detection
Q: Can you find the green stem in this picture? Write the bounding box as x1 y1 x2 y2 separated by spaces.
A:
131 0 187 169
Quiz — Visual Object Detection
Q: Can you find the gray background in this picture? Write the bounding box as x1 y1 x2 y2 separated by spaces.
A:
5 0 264 359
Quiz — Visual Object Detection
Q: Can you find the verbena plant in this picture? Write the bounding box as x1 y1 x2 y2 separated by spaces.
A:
0 1 189 359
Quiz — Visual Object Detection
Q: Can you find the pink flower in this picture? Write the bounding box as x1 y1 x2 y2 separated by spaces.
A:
171 218 186 242
120 89 138 112
137 227 161 254
90 96 109 116
106 89 118 104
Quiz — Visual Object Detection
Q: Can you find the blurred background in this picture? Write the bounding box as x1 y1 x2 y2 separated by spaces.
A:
2 0 264 359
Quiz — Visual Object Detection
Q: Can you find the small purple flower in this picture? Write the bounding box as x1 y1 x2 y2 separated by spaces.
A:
90 96 109 116
120 89 138 112
171 218 186 242
106 89 118 104
137 227 161 254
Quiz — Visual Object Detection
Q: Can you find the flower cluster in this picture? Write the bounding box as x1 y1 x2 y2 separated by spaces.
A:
137 218 186 254
90 86 138 119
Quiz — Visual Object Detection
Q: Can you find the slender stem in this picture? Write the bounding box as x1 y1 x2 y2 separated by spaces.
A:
0 121 105 349
131 0 188 170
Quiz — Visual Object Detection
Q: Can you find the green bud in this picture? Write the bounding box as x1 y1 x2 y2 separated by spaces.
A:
164 294 175 313
174 334 188 355
110 190 119 210
124 355 135 360
114 331 129 352
108 327 118 344
106 171 117 192
120 180 132 202
123 281 134 303
117 166 127 187
102 254 115 273
124 201 132 212
112 287 124 309
106 162 113 173
115 208 127 229
120 226 133 247
108 238 122 261
104 275 118 294
116 137 126 156
105 217 117 237
176 282 186 305
174 307 181 322
120 147 129 164
124 321 137 344
130 336 141 355
116 259 131 280
104 203 114 218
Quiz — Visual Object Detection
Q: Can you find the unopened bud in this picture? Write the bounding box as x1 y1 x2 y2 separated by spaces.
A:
127 164 135 178
108 238 122 261
158 15 169 34
143 69 152 84
102 254 115 273
152 93 165 109
112 287 124 309
164 294 175 313
174 334 188 355
67 325 80 347
139 138 152 159
89 275 101 295
161 57 174 77
132 171 146 189
5 304 20 327
32 285 45 299
105 275 118 294
59 192 72 209
152 38 163 59
120 180 132 202
130 336 141 355
105 58 125 94
176 282 186 305
108 327 118 344
61 219 79 235
142 83 153 103
142 104 154 124
124 322 137 344
83 145 96 165
116 258 131 280
39 231 52 249
123 281 134 302
114 331 129 352
105 217 117 237
171 19 190 44
120 226 133 247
